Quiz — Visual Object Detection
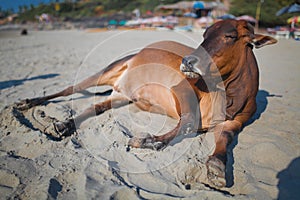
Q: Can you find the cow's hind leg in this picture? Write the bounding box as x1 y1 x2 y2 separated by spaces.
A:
16 54 133 110
51 94 131 139
15 73 103 110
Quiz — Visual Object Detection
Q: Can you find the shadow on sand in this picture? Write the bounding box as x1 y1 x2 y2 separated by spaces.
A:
226 90 282 187
277 157 300 199
0 73 59 90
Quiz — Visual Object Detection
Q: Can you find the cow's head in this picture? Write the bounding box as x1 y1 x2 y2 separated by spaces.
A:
180 19 277 78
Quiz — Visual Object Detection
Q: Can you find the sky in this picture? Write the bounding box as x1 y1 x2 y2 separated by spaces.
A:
0 0 57 12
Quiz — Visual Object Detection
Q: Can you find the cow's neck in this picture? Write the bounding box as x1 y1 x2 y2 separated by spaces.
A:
223 47 258 86
223 46 259 120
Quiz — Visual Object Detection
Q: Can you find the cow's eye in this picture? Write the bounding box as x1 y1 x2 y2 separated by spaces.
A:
225 34 237 39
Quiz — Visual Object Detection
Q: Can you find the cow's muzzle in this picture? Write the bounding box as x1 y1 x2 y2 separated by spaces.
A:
180 55 206 78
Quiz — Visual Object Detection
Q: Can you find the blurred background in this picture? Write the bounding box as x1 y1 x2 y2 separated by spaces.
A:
0 0 299 39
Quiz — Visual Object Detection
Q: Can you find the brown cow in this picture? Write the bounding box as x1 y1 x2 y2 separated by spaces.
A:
16 20 277 188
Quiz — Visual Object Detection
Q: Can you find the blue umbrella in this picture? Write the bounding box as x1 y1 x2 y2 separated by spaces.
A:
119 20 127 26
217 14 236 20
193 1 205 9
108 20 118 25
276 3 300 16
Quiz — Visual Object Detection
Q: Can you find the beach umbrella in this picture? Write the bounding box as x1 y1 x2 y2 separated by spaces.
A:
108 19 118 26
193 1 205 9
276 3 300 16
217 14 236 20
287 16 300 23
236 15 257 23
119 20 127 26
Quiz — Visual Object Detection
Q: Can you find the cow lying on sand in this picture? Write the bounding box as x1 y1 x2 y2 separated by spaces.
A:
17 20 277 188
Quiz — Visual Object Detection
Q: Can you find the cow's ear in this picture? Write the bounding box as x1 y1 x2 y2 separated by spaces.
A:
252 34 277 48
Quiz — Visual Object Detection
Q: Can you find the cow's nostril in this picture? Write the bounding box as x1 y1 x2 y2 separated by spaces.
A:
182 57 189 66
181 55 207 76
182 56 197 71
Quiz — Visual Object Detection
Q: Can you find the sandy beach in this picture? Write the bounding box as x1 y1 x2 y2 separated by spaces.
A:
0 28 299 199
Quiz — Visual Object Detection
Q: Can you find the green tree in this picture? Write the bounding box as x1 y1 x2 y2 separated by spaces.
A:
30 4 35 10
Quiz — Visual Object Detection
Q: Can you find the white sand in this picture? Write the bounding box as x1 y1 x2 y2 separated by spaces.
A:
0 29 299 199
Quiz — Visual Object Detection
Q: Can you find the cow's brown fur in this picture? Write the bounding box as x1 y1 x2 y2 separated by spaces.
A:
16 20 276 188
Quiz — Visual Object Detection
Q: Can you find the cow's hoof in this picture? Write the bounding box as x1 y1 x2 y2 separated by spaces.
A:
53 119 76 138
15 98 43 110
128 133 166 151
206 156 226 188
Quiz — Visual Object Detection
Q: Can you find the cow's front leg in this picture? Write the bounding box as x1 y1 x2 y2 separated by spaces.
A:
206 120 242 188
127 133 165 151
128 113 196 150
128 80 199 150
